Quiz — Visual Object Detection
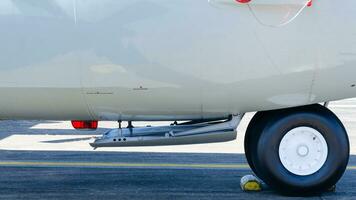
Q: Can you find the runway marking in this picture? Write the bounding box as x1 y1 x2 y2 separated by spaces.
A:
0 161 248 169
0 161 355 170
347 166 356 170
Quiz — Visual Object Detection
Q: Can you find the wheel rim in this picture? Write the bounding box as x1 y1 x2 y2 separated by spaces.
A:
279 126 328 176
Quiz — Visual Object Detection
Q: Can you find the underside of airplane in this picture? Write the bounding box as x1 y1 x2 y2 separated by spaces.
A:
1 0 356 195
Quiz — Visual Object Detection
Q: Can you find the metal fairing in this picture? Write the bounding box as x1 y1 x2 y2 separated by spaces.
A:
0 0 355 121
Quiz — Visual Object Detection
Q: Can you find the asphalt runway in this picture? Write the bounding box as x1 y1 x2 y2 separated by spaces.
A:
1 99 356 199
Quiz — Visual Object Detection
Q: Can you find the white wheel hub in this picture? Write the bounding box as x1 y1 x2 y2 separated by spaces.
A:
279 127 328 176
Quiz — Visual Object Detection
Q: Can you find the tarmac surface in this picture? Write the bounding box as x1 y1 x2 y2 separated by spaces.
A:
1 99 356 199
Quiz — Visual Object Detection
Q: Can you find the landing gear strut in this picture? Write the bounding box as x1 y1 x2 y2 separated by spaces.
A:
244 104 349 195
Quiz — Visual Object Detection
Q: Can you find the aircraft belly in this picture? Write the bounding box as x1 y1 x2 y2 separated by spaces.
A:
78 1 206 120
78 0 317 120
0 88 90 120
0 0 91 120
2 0 356 120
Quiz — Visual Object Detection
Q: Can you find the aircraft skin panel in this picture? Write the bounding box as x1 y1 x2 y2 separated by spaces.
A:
78 0 315 120
309 1 356 103
0 0 92 120
0 0 355 120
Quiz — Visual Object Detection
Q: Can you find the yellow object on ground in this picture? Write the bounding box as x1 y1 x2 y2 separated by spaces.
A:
240 175 263 192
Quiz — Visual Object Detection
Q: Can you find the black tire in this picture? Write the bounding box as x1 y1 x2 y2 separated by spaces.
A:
245 110 281 181
250 104 349 195
244 111 272 178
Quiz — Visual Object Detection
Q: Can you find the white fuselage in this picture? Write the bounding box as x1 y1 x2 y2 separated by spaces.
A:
1 0 356 121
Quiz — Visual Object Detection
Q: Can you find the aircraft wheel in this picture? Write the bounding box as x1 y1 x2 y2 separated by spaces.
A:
244 111 273 178
250 104 349 194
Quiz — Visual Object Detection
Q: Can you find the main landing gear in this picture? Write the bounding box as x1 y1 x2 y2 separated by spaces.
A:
244 104 350 195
